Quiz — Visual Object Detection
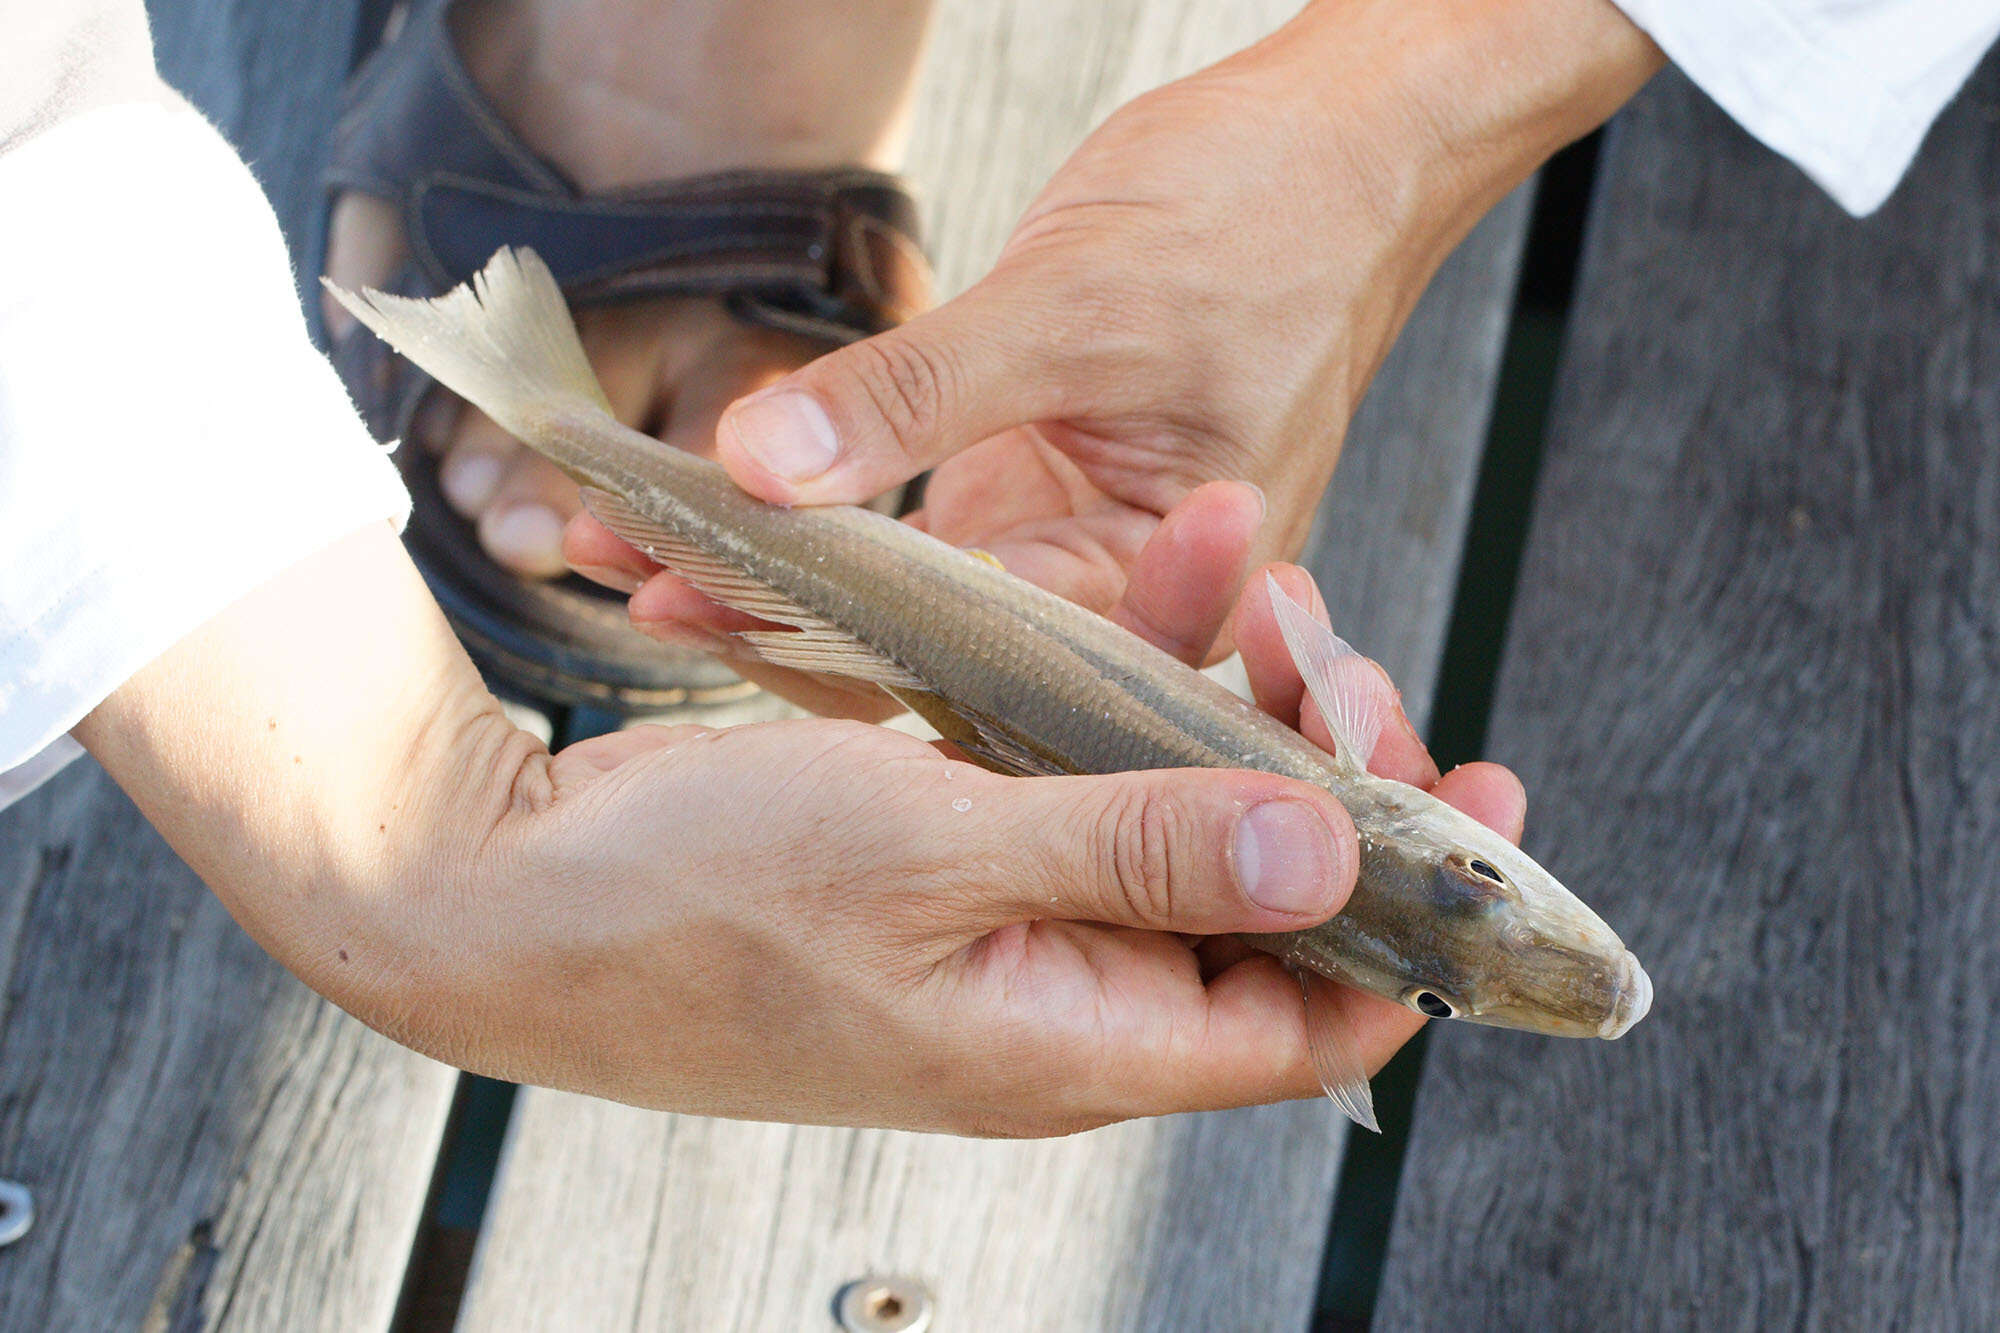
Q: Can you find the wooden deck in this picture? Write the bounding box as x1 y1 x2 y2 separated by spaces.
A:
1 0 1994 1327
1378 62 2000 1329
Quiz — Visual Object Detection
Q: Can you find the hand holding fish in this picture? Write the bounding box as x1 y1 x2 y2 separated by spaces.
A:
78 516 1523 1134
325 245 1645 1128
359 597 1518 1133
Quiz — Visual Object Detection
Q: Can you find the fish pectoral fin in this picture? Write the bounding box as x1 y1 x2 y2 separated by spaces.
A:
1265 573 1389 776
1293 963 1381 1134
953 715 1072 777
883 690 1075 777
581 487 926 693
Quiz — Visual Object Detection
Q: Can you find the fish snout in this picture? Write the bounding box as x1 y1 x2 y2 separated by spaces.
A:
1597 951 1653 1039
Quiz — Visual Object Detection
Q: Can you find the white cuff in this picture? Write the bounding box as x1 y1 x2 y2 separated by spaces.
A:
0 102 410 806
1614 0 2000 215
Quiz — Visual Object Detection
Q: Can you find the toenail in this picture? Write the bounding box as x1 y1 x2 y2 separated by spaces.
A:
484 504 566 568
441 452 503 513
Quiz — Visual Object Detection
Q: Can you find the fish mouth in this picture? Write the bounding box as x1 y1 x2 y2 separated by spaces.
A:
1597 951 1653 1039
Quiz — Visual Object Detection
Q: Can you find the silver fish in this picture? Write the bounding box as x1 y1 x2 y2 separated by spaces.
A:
329 249 1652 1131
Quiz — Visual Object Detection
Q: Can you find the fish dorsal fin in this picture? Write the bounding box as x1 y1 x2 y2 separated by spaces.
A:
1292 964 1381 1133
581 487 923 693
1265 573 1386 776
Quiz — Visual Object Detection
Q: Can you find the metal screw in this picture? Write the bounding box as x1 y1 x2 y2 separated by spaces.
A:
835 1275 933 1332
0 1179 33 1249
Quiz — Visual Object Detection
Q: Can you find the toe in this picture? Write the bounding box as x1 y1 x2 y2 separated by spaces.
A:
481 503 570 579
478 450 583 579
322 194 408 335
659 320 820 459
438 409 522 518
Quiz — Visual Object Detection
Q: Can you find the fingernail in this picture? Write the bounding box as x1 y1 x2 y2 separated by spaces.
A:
571 562 645 594
441 451 502 514
1242 481 1268 524
729 391 839 482
483 504 566 571
1233 799 1341 915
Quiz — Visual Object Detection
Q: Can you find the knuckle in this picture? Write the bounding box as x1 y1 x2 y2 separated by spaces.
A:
1097 784 1182 925
843 334 956 463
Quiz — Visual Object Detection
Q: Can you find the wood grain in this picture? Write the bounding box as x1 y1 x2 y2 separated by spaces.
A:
0 4 459 1329
0 765 456 1331
458 2 1530 1328
1378 64 2000 1328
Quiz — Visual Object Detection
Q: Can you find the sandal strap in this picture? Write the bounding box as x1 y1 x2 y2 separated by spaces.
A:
327 0 928 338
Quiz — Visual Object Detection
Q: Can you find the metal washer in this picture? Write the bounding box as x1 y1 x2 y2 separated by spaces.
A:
835 1275 933 1332
0 1179 33 1249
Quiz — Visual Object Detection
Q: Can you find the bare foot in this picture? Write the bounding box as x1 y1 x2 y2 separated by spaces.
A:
325 0 934 577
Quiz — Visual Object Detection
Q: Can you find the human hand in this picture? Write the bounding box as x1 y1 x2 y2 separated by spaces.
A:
566 0 1660 704
80 525 1521 1134
353 565 1522 1134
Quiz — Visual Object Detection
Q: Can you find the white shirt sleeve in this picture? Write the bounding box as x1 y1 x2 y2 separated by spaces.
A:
0 101 410 806
1611 0 2000 216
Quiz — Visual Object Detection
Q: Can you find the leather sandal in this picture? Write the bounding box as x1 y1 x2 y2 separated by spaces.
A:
325 0 930 710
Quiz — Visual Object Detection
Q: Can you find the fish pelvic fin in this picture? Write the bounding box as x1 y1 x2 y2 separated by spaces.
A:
323 248 613 450
1292 963 1381 1133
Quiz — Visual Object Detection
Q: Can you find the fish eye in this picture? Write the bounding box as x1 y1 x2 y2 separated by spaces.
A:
1466 858 1505 886
1408 989 1457 1019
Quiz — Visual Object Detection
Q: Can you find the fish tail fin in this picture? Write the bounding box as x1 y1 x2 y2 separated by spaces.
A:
322 248 614 445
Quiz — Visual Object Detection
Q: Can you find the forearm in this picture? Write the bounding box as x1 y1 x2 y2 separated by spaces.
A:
73 525 537 1006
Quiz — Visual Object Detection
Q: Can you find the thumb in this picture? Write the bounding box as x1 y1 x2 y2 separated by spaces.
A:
952 767 1358 936
716 273 1064 504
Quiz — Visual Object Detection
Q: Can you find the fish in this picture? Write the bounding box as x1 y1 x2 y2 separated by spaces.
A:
327 248 1653 1132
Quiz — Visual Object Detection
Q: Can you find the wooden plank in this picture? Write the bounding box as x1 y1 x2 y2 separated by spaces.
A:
1378 63 2000 1328
458 3 1530 1328
0 4 460 1328
0 764 456 1330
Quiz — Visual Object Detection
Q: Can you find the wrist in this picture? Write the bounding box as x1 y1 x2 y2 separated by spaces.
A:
1276 0 1662 240
74 526 539 1017
1195 0 1657 399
